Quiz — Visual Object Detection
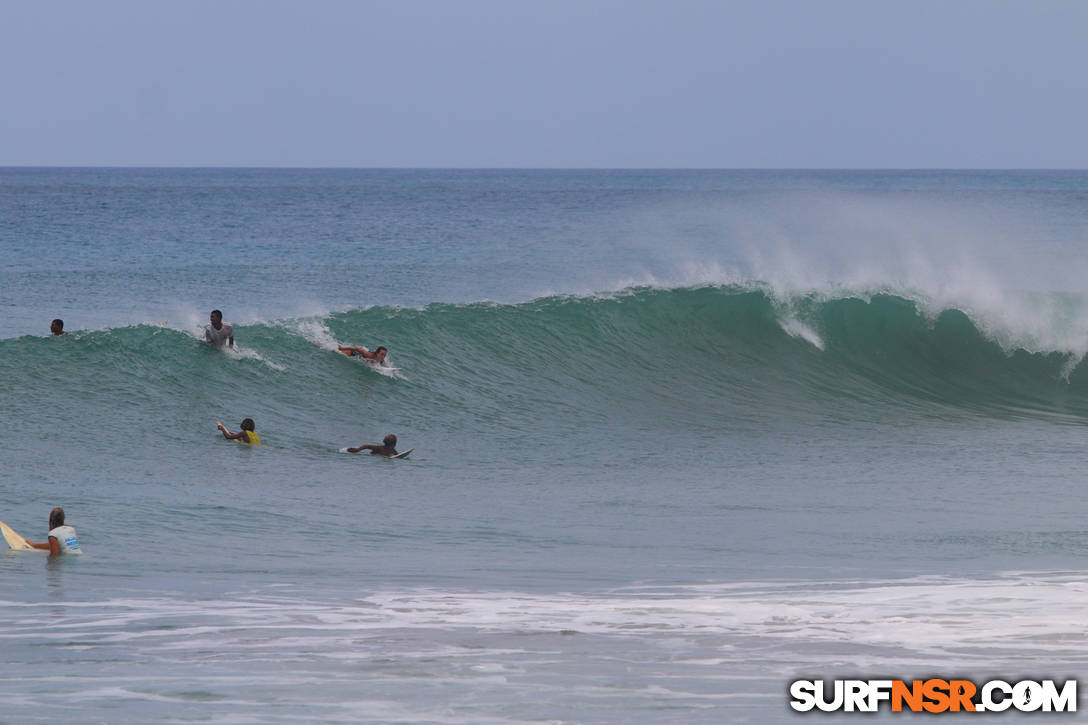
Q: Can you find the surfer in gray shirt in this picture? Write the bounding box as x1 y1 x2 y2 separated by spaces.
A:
205 309 234 348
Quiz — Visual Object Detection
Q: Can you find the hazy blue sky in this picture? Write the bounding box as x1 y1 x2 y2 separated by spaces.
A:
2 0 1086 167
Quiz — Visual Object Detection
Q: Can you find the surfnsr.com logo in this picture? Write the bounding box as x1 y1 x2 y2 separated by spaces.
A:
789 679 1077 713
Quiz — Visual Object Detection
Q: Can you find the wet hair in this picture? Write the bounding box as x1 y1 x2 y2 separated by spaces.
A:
383 433 397 447
210 309 223 319
375 346 388 355
49 507 65 530
241 418 255 431
51 318 64 329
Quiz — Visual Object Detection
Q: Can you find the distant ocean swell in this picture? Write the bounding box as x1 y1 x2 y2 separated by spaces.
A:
5 285 1088 435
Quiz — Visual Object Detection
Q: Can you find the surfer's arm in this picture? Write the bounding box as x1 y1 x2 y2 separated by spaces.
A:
217 424 244 441
338 345 370 357
346 444 377 453
26 537 60 555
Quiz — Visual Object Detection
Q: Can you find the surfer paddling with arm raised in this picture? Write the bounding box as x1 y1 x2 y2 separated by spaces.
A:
337 344 387 364
25 507 82 555
347 433 398 457
218 418 261 445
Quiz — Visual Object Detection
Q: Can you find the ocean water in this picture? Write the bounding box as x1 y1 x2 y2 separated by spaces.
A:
2 168 1088 722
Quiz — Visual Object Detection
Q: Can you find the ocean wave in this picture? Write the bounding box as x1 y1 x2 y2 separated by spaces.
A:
5 285 1088 432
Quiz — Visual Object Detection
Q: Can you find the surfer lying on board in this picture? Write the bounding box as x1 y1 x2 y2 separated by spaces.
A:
347 433 398 457
337 344 387 364
25 507 82 555
218 418 262 445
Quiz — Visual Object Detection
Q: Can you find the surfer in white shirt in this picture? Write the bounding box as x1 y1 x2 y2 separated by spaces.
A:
25 507 82 555
205 309 234 348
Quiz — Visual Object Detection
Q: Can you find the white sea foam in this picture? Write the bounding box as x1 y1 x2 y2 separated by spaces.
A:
2 572 1084 722
3 573 1085 671
221 345 287 371
294 318 340 351
776 314 825 350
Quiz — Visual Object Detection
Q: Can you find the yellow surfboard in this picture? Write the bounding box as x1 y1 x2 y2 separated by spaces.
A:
1 521 35 551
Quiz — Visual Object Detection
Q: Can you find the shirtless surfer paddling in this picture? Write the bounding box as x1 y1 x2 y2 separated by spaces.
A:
347 434 398 457
338 345 387 364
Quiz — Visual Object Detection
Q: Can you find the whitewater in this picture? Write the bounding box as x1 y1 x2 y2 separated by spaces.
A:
2 168 1088 723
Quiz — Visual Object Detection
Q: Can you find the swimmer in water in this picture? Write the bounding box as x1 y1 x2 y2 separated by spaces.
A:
217 418 261 445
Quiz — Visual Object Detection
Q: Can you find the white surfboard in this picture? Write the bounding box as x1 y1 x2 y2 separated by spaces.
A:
1 521 35 551
361 360 401 379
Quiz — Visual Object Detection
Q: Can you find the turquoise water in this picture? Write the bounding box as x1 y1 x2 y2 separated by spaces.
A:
2 169 1088 722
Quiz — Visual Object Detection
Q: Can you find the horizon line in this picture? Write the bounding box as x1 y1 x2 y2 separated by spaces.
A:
2 165 1088 172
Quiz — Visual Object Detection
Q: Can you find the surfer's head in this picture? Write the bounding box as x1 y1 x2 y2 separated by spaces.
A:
374 346 387 363
49 507 65 530
241 418 255 432
383 434 397 447
50 319 64 335
210 310 223 329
